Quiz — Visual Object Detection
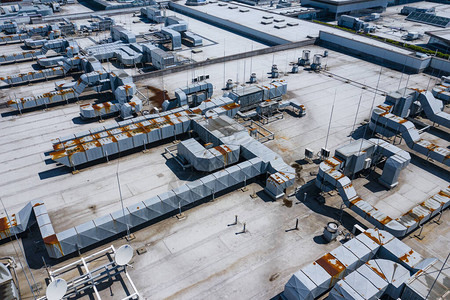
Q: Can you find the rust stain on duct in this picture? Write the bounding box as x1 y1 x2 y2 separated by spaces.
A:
214 145 231 165
349 197 362 208
363 230 383 245
379 215 393 225
399 250 414 263
369 265 386 280
438 190 450 198
50 149 67 160
104 101 111 114
0 217 11 238
222 103 240 111
43 234 63 255
315 253 345 279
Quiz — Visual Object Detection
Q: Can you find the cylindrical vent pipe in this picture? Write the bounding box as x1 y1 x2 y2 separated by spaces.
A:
326 222 338 233
313 54 322 65
271 64 279 78
302 50 310 61
226 79 233 90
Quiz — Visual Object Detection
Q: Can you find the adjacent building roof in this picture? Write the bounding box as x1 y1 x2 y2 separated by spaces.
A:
425 29 450 44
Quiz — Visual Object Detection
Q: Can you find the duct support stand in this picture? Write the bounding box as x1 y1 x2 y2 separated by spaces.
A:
125 233 136 241
176 213 186 220
241 176 248 192
176 202 186 220
414 225 425 240
142 141 150 153
433 204 444 225
137 247 147 255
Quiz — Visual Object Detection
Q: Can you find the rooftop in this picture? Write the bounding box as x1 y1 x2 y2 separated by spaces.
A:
0 1 448 299
1 43 449 298
426 28 450 42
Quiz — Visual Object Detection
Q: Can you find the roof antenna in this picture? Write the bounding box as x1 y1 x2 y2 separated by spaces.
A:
116 158 130 239
350 85 364 142
324 89 337 152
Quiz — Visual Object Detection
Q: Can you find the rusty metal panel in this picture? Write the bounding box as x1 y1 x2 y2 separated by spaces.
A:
82 141 103 162
98 136 119 156
114 132 134 152
330 245 360 276
57 228 78 258
378 238 423 271
129 128 148 146
146 126 162 143
355 263 388 297
355 231 381 256
160 123 175 139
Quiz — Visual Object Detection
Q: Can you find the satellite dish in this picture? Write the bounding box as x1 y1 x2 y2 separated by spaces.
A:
46 278 67 300
114 244 133 266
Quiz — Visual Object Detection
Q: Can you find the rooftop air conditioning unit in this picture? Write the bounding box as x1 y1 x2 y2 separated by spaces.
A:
321 147 330 159
305 148 314 159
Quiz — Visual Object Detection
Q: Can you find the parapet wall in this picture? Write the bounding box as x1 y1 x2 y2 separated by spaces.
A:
319 30 450 76
169 2 291 46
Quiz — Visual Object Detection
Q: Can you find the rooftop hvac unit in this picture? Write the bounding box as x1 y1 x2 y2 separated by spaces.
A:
321 147 330 159
305 148 314 159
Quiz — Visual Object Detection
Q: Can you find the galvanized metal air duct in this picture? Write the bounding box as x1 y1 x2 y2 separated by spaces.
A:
315 139 449 237
329 259 411 299
51 100 240 168
177 138 240 172
5 55 141 118
0 156 264 258
162 81 213 111
369 103 450 166
417 91 450 128
432 78 450 102
284 228 443 300
1 110 297 258
0 39 78 64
